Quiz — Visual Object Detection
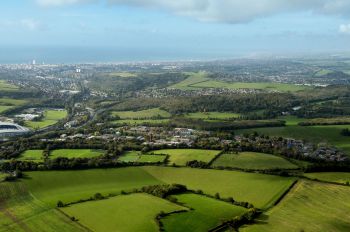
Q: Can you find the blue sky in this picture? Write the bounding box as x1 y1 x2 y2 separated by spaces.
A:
0 0 350 62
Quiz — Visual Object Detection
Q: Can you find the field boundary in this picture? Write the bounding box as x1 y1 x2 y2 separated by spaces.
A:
56 208 93 232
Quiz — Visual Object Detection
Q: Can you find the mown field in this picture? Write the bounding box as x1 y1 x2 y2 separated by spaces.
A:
241 180 350 232
112 108 171 119
0 181 85 232
107 72 138 78
23 168 164 206
168 72 306 92
25 109 67 129
118 151 166 163
191 81 308 92
304 172 350 185
113 119 170 125
152 149 221 166
0 98 28 114
50 149 104 159
162 193 246 232
18 150 43 162
22 167 294 210
185 112 241 120
63 193 185 232
0 80 19 91
141 167 295 209
212 152 299 170
169 72 209 90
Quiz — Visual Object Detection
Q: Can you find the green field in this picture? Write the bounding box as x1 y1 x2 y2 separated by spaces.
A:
112 108 171 119
162 193 246 232
0 80 19 91
118 151 166 163
191 81 307 92
50 149 104 159
23 168 164 206
169 72 209 90
237 124 350 156
0 181 84 232
152 149 221 166
22 167 294 210
304 172 350 185
0 98 28 114
108 72 138 78
113 119 170 125
212 152 299 170
314 69 334 77
242 180 350 232
63 193 185 232
142 167 295 209
25 109 67 129
18 150 44 162
185 112 241 120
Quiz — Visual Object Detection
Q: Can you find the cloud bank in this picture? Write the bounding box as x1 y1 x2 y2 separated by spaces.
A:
340 23 350 34
37 0 350 23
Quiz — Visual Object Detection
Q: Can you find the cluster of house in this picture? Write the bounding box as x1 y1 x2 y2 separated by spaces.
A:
15 108 42 121
135 87 262 98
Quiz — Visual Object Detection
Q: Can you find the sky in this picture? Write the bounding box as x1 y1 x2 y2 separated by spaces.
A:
0 0 350 63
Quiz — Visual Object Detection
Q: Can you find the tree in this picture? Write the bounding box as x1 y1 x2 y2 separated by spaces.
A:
57 200 64 207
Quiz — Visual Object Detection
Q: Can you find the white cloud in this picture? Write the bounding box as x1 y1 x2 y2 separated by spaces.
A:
36 0 95 7
107 0 350 23
339 23 350 34
35 0 350 23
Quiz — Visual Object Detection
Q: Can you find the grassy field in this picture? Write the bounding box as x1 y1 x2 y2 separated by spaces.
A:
142 166 295 209
112 108 170 119
22 167 294 210
241 180 350 232
118 151 166 163
63 193 185 232
169 71 209 90
304 172 350 185
50 149 104 159
18 150 44 162
23 168 164 206
108 72 138 78
152 149 221 166
0 98 28 114
0 181 85 232
237 123 350 156
25 109 67 129
185 112 241 120
314 69 334 77
162 193 246 232
191 81 308 92
0 80 19 91
113 119 170 125
211 152 299 170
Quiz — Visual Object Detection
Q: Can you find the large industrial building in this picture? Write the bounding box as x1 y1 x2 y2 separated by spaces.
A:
0 122 30 138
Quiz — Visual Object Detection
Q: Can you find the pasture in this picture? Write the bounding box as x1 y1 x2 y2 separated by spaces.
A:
162 193 246 232
0 98 28 114
152 149 221 166
50 149 104 159
62 193 185 232
211 152 299 170
191 81 307 92
0 80 19 91
113 119 169 125
18 150 44 162
304 172 350 185
0 181 84 232
118 151 166 163
142 166 296 209
25 109 67 129
23 168 164 206
185 112 241 120
241 180 350 232
107 72 137 78
112 108 170 119
169 71 209 90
